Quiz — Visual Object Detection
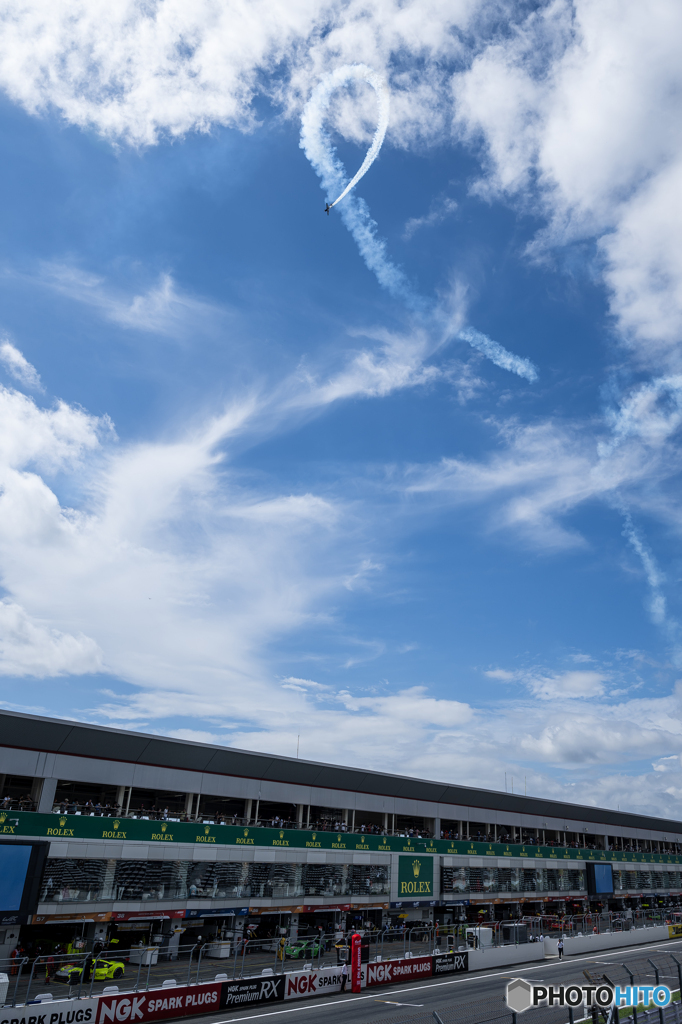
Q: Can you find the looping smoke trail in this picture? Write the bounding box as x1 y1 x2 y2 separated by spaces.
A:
301 67 539 382
300 64 389 210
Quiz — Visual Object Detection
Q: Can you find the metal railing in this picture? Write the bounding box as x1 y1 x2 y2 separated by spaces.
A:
523 911 680 939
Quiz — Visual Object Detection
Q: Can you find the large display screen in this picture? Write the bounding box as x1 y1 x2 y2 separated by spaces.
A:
0 844 32 910
0 840 49 921
586 862 614 896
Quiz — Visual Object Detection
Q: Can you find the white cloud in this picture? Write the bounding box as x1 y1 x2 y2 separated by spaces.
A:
451 0 682 365
35 264 224 338
0 599 102 677
527 670 606 701
403 197 458 241
485 668 515 680
0 0 474 146
0 339 43 391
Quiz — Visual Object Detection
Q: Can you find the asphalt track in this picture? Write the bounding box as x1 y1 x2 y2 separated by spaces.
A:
178 936 682 1024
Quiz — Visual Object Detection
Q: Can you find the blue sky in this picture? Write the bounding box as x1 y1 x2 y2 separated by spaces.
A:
0 0 681 815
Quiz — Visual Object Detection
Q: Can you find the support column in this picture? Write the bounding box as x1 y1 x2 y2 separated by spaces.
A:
297 804 304 827
244 799 252 824
115 786 126 813
185 792 196 820
37 778 58 813
253 800 260 826
306 805 311 828
383 812 389 834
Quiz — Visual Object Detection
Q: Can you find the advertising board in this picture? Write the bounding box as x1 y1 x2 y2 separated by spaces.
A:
98 985 221 1023
284 966 346 1000
0 999 99 1024
433 951 468 975
220 977 285 1009
367 955 433 986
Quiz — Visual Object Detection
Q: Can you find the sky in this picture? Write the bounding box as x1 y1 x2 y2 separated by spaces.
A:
0 0 681 817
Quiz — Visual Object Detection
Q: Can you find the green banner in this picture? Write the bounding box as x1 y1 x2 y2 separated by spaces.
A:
0 809 677 866
398 854 434 898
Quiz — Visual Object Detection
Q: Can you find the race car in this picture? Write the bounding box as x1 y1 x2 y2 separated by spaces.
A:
284 938 321 960
54 958 125 984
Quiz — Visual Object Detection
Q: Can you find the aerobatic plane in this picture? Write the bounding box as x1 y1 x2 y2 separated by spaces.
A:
325 203 331 215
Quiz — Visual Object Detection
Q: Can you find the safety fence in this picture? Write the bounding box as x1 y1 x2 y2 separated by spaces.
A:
5 936 682 1024
0 947 469 1021
0 932 457 1006
525 914 682 939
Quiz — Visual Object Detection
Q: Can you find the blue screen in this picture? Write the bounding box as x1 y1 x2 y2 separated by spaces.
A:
0 844 32 910
593 863 613 894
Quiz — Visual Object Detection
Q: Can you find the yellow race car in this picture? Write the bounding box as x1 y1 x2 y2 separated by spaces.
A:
54 958 125 984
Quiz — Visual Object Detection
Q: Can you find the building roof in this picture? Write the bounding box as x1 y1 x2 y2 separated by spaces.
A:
1 708 679 834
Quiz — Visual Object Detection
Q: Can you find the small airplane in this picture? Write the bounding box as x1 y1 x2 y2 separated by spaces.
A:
325 203 331 215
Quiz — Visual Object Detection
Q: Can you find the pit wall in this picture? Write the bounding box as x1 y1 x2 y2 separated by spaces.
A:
468 944 546 970
544 924 679 957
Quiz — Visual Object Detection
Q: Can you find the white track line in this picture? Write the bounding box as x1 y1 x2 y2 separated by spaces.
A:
201 937 682 1024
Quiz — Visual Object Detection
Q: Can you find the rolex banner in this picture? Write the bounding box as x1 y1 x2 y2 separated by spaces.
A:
398 854 433 898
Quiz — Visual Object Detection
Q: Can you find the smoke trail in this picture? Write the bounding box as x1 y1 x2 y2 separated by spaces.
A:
457 327 538 384
620 509 670 631
300 64 423 310
301 67 539 382
300 64 389 210
600 374 682 456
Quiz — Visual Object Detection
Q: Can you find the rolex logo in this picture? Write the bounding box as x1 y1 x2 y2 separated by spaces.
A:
161 823 168 832
312 833 317 840
0 813 6 823
361 836 365 843
204 826 210 835
337 834 342 842
279 831 284 839
59 817 67 827
113 819 120 829
244 828 249 836
412 859 421 877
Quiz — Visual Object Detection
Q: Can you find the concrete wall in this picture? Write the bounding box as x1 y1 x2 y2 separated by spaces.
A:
468 943 546 970
544 925 672 956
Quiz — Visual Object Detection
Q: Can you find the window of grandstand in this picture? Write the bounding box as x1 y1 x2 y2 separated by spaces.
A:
38 858 390 902
195 796 246 822
0 775 40 810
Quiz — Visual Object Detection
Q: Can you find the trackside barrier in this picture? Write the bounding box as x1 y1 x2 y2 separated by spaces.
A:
0 999 100 1024
544 924 677 957
0 953 469 1024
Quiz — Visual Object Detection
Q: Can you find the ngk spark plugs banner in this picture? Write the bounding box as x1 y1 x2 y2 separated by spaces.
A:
367 955 432 986
0 999 100 1024
367 951 469 988
283 964 368 1001
97 984 222 1023
284 967 344 1000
